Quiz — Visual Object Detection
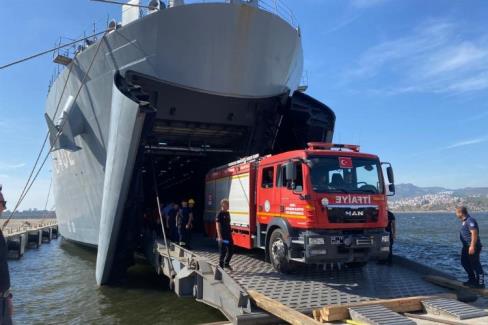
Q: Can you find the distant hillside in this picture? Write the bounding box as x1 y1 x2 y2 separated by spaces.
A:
394 183 488 199
390 184 488 212
393 183 448 199
454 187 488 197
0 210 55 219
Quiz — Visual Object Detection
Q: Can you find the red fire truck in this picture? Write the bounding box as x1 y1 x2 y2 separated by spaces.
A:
204 143 395 272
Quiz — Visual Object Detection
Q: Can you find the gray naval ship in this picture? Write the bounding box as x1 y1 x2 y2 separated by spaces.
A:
45 0 335 285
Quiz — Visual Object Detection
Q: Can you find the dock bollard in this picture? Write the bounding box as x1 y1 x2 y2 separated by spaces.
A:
51 226 58 239
42 228 52 243
7 235 23 259
27 230 42 248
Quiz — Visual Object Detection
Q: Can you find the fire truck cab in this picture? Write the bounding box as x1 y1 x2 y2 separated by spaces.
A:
204 143 395 272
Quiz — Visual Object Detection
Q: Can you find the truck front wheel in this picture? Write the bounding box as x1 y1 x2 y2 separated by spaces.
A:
268 228 293 273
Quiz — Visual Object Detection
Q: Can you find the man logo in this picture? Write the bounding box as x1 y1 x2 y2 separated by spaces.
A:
345 210 364 217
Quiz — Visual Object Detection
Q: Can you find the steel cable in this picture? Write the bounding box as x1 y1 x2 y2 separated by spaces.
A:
2 31 107 230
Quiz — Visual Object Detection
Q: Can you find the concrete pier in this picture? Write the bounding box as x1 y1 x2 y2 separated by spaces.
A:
3 219 58 259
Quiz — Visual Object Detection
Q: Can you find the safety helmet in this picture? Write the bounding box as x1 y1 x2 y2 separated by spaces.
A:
188 198 195 204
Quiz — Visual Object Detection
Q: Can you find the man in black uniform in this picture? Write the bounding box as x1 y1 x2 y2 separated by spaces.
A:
386 211 396 265
216 199 233 271
177 201 193 248
0 187 13 324
456 206 484 288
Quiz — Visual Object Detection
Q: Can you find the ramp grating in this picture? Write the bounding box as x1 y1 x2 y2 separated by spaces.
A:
349 305 415 325
189 236 447 312
422 298 488 320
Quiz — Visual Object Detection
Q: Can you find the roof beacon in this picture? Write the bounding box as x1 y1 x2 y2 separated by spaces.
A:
307 142 360 152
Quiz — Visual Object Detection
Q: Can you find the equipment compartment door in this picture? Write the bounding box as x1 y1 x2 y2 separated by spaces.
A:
228 173 251 228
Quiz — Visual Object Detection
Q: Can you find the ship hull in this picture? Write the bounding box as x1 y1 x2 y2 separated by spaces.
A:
46 2 335 284
48 2 302 246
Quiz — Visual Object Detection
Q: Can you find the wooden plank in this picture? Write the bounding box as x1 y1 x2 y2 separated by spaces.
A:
424 275 488 297
314 295 440 322
247 289 321 325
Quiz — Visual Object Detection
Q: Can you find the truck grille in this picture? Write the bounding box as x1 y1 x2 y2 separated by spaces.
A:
327 207 379 223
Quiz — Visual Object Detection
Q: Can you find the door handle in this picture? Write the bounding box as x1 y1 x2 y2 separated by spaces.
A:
280 205 285 212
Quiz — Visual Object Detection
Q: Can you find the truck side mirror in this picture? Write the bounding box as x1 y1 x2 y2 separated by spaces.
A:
381 162 395 196
285 162 297 182
386 166 394 184
388 183 395 195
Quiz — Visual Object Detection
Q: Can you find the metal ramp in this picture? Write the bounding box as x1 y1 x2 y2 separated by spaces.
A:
348 305 415 325
422 298 488 320
144 234 453 324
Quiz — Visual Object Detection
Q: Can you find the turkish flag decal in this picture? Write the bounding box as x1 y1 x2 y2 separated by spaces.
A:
339 157 353 169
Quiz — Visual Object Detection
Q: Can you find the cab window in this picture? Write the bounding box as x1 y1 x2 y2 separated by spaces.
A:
277 162 303 192
261 167 274 188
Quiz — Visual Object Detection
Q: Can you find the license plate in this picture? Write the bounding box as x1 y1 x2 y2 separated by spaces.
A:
356 238 373 246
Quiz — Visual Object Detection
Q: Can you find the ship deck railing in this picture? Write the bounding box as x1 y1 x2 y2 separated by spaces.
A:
180 0 298 29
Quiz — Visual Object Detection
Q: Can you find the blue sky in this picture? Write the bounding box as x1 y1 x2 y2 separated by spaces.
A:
1 0 487 209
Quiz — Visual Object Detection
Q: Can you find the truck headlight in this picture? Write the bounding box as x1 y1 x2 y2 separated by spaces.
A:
309 238 325 245
310 249 327 255
381 235 390 243
381 246 390 252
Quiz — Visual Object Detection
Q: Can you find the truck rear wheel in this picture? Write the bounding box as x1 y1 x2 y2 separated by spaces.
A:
268 228 293 273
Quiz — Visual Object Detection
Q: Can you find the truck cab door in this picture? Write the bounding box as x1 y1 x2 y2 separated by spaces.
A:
257 165 278 226
277 162 305 222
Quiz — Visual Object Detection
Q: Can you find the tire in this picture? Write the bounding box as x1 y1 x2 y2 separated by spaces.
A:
268 228 293 273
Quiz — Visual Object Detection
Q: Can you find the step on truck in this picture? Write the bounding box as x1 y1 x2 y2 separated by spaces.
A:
203 143 395 272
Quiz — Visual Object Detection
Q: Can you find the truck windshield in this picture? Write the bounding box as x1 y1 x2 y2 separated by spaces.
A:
308 157 384 194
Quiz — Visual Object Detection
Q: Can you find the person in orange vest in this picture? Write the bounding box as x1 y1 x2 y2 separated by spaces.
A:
0 186 13 324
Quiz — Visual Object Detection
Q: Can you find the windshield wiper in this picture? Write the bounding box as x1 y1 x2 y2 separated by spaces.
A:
351 188 377 194
329 188 348 193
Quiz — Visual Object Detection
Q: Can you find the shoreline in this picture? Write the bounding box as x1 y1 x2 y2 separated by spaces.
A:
392 210 488 214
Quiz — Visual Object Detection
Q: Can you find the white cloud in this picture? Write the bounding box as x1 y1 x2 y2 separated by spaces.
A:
346 19 488 94
444 136 488 150
325 0 389 33
421 42 488 77
351 0 389 9
444 72 488 93
0 162 26 170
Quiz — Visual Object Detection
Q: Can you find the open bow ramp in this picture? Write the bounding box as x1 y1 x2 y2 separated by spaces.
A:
146 234 457 324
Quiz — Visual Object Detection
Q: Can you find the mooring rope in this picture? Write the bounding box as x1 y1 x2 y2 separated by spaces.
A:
0 31 106 70
2 30 108 230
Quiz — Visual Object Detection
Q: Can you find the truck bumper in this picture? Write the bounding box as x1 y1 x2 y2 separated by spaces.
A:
289 230 390 264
